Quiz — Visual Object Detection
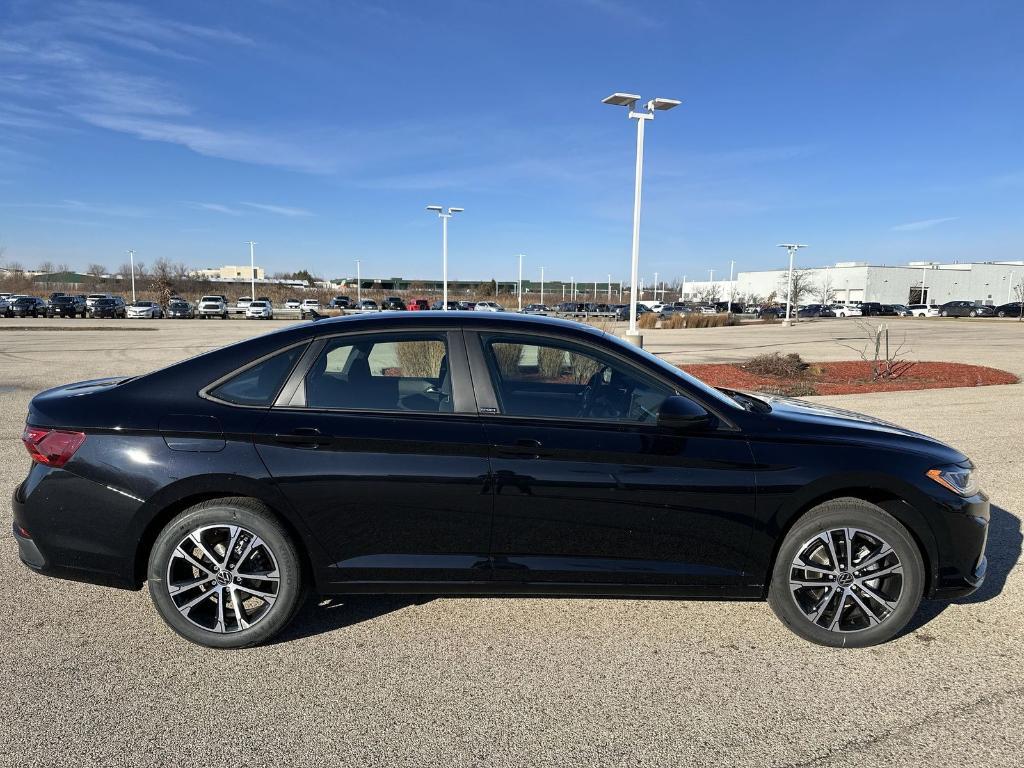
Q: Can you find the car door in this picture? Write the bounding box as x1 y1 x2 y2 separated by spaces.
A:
465 329 759 591
253 328 494 585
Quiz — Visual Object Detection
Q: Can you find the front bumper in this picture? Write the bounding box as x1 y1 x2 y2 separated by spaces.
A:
927 491 990 599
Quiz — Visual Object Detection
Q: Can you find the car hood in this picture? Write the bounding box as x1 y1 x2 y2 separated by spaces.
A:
742 392 967 463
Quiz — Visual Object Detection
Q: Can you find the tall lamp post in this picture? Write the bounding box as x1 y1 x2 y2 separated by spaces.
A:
778 243 808 326
245 241 258 302
603 92 681 346
539 266 545 306
127 249 136 303
727 260 735 313
356 259 361 305
517 254 524 311
426 205 463 310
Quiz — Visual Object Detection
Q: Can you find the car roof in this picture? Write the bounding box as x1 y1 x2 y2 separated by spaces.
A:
308 309 606 336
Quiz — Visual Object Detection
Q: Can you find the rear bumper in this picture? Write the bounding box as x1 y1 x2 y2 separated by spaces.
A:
11 467 142 590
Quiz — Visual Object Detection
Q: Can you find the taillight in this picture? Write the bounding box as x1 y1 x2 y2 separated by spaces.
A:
21 426 86 467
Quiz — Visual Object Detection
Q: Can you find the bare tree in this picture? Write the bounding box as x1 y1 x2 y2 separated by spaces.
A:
87 263 106 280
38 260 55 274
56 262 71 274
697 283 721 304
837 320 915 380
777 268 816 307
116 262 133 281
816 272 837 305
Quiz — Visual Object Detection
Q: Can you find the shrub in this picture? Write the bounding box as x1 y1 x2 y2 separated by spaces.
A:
742 351 809 378
663 313 740 329
637 312 659 329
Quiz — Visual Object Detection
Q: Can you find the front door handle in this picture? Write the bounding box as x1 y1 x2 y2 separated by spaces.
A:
273 428 328 447
495 438 543 458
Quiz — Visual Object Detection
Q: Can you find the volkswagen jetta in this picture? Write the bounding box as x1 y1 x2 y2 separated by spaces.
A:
12 313 988 648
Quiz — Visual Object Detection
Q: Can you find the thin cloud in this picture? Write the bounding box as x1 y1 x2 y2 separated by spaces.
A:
891 216 959 232
239 202 314 217
189 202 243 216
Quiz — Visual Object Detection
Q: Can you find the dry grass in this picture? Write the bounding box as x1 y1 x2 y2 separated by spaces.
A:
394 340 447 378
662 313 740 329
742 352 809 378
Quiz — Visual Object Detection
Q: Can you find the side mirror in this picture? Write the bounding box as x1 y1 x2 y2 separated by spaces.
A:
658 395 712 430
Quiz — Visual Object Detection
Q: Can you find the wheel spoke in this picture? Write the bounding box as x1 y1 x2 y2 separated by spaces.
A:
235 583 277 602
858 563 903 581
859 582 899 611
848 588 882 626
235 569 279 582
853 544 893 573
221 525 242 568
177 586 216 612
215 586 226 633
821 531 842 572
810 587 837 624
230 586 250 631
233 536 265 572
169 575 214 596
189 532 221 569
845 528 857 571
173 546 213 576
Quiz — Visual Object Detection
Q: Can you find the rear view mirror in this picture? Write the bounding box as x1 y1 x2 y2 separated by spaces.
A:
658 395 712 430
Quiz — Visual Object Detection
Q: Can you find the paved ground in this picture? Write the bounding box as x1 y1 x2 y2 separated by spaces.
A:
1 316 1022 767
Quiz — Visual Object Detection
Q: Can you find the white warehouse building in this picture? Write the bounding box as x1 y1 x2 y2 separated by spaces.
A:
679 260 1024 306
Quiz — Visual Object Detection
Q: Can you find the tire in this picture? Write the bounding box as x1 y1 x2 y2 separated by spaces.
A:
969 310 977 318
767 497 925 648
147 497 304 649
998 311 1006 318
940 310 948 317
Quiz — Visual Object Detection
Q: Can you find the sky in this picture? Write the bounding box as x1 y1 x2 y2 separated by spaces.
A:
1 0 1022 284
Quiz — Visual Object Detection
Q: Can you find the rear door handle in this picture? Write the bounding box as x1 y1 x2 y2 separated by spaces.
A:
273 428 328 447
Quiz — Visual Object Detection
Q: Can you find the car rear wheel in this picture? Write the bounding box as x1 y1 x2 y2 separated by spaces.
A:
998 311 1006 318
768 497 924 648
969 310 978 317
148 498 303 648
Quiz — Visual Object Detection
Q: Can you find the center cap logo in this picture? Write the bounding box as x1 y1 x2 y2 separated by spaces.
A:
216 570 232 586
838 572 854 587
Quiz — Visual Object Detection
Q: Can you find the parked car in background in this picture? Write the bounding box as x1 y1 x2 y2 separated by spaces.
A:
614 303 654 321
85 293 114 314
457 301 475 310
831 304 862 318
46 295 87 318
126 300 164 319
797 304 836 318
328 296 351 309
10 296 47 318
236 297 253 311
197 295 229 319
0 296 9 316
300 299 322 318
906 304 941 317
522 303 550 314
353 299 378 311
284 298 301 310
245 300 274 320
890 304 909 316
758 306 788 320
91 297 127 319
3 295 29 316
166 300 194 319
994 302 1023 318
256 296 273 305
858 302 897 317
474 301 505 312
382 297 407 310
407 298 430 311
430 300 462 311
939 301 995 318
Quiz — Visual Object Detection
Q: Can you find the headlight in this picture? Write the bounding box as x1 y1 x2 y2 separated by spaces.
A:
927 465 980 497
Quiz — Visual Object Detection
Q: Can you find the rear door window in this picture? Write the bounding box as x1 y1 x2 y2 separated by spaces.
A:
208 345 307 406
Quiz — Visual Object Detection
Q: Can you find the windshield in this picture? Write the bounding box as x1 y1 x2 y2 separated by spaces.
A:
250 301 267 307
201 296 220 302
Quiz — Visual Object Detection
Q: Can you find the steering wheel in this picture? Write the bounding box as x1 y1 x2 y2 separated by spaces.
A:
576 368 606 418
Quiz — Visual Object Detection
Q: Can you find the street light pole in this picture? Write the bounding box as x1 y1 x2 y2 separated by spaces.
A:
426 206 463 310
607 274 612 302
603 92 681 346
727 260 735 313
777 243 808 326
517 254 524 311
245 241 257 301
127 249 136 303
356 259 361 305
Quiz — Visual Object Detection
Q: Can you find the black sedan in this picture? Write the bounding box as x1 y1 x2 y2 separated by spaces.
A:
614 303 653 321
9 296 47 317
47 295 87 317
993 302 1022 318
91 297 126 318
796 304 836 318
938 301 996 318
14 313 988 649
166 300 195 319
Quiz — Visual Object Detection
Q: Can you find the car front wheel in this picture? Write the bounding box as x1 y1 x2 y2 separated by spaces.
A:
767 497 925 648
147 497 304 648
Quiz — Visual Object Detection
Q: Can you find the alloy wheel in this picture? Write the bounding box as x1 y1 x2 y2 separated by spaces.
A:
166 524 281 634
789 528 904 633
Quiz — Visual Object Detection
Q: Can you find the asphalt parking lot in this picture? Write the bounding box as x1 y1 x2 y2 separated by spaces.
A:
1 317 1022 767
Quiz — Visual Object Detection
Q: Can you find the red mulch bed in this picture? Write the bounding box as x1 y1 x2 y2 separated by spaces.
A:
681 360 1019 396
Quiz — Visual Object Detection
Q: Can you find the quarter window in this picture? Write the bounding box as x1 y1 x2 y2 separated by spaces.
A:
481 334 674 422
304 334 452 412
209 345 306 406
